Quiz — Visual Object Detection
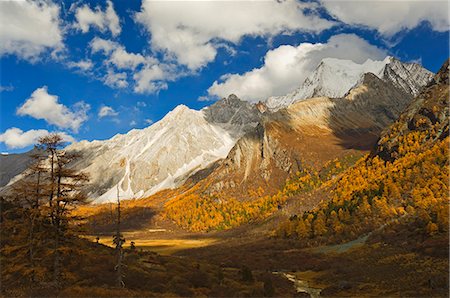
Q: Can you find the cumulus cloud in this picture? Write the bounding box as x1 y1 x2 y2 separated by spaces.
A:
17 86 90 132
74 0 121 36
0 127 74 149
321 0 449 37
207 34 387 102
90 37 116 54
0 0 63 61
98 105 118 118
68 59 94 71
135 0 335 70
90 37 146 70
144 119 153 125
89 37 176 93
133 63 176 94
104 69 128 88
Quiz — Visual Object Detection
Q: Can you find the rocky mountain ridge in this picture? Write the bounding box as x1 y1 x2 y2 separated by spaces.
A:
374 59 449 162
0 56 435 203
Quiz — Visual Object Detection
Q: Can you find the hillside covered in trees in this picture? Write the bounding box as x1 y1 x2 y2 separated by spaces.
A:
276 59 449 245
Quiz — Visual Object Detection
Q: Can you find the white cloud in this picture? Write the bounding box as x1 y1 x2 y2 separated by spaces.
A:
0 127 74 149
321 0 449 37
144 119 153 125
68 59 94 71
0 0 63 61
207 34 387 102
129 120 137 126
90 37 116 54
98 105 118 118
136 101 147 107
17 86 90 132
104 69 128 88
110 48 146 69
0 85 14 92
135 0 335 70
74 0 121 36
89 37 175 93
90 37 146 70
133 63 173 93
198 96 211 102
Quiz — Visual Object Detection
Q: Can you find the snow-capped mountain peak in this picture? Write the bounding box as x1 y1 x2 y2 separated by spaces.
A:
64 104 237 203
265 56 433 111
59 95 263 203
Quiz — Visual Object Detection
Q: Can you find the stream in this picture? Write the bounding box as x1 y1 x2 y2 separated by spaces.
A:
273 271 322 298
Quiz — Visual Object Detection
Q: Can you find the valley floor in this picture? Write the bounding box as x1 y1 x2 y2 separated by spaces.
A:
81 209 449 297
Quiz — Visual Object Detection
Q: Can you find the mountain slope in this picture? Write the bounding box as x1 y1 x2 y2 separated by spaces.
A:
266 56 433 110
0 149 39 188
194 73 414 198
161 72 427 231
374 59 449 161
278 59 449 245
66 101 260 203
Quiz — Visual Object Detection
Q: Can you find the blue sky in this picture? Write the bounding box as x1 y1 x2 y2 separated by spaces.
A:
0 0 449 153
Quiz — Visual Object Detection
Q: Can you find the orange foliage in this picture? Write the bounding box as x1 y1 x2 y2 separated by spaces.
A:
277 131 449 244
164 155 359 232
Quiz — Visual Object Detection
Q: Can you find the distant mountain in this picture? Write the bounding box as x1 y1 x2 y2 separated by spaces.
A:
61 98 260 203
0 56 435 204
0 149 39 188
0 96 262 202
265 56 433 111
181 72 415 199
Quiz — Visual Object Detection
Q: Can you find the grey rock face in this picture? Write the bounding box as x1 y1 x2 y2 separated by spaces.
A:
203 94 262 138
0 148 42 188
382 57 434 96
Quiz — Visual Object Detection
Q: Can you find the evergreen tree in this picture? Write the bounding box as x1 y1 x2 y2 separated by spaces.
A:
38 134 89 288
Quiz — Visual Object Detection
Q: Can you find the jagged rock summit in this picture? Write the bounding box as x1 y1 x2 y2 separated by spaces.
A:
265 56 434 111
374 59 449 162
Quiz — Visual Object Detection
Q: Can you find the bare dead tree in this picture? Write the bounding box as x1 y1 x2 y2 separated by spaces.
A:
113 185 125 288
